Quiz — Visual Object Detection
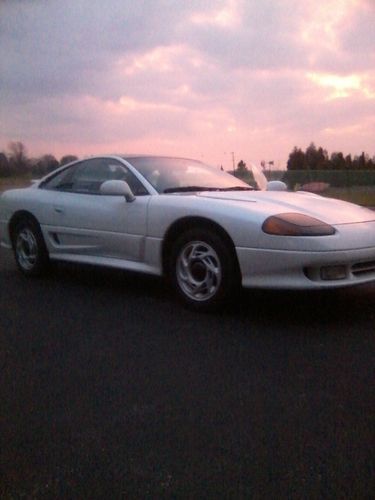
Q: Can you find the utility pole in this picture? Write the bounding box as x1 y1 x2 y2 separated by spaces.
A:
231 152 235 174
268 160 274 181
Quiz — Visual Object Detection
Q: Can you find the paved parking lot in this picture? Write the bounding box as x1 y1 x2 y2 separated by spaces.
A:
1 248 374 498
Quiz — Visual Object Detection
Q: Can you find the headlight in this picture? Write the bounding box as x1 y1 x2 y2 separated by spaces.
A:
262 213 335 236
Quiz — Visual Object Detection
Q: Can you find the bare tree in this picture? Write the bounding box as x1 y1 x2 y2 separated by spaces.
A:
31 154 59 176
0 152 11 177
60 155 78 166
8 141 29 174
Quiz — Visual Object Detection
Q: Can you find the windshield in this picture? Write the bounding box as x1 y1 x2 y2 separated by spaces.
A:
124 157 252 194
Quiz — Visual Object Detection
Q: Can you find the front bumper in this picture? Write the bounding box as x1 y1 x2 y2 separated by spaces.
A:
237 246 375 289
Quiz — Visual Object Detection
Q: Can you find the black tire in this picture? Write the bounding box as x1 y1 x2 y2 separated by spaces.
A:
168 228 240 311
12 218 49 276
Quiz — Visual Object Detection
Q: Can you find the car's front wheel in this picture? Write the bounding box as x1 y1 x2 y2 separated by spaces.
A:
13 218 49 276
169 228 240 311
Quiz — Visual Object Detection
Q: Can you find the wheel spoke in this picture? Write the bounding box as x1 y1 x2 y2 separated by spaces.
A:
176 239 222 302
203 255 219 275
16 227 38 271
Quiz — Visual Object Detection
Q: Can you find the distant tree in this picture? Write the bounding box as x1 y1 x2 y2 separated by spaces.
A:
345 154 352 169
8 141 29 174
330 152 346 170
44 154 59 173
287 144 374 171
0 152 11 177
352 152 366 169
60 154 78 166
358 152 367 169
316 147 329 169
305 142 325 170
236 160 248 176
31 154 59 177
287 147 305 170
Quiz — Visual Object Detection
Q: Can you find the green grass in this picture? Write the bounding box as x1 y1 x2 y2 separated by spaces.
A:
321 186 375 207
0 176 32 192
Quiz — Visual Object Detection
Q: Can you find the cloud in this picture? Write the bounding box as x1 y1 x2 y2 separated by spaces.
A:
182 0 306 71
340 0 375 59
0 0 374 165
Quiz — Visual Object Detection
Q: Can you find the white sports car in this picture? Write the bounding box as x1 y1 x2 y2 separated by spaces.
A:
1 155 374 310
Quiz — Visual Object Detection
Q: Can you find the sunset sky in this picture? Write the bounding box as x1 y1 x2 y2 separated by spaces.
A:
0 0 374 169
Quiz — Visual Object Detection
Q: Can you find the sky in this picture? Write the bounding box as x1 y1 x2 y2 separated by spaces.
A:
0 0 374 169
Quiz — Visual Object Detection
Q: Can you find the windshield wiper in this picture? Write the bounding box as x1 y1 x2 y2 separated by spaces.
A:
164 186 220 193
164 185 253 193
217 186 253 191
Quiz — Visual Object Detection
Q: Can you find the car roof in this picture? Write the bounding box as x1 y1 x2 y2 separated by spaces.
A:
120 154 203 162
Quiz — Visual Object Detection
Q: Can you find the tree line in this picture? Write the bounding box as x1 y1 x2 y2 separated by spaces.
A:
1 141 374 179
0 142 78 178
233 144 375 190
232 143 375 177
286 143 375 171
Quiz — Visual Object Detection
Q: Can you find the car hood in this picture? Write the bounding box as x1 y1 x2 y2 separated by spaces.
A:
197 190 374 225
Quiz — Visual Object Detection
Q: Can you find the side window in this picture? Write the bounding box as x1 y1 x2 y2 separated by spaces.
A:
40 163 81 191
41 158 149 196
102 159 149 196
72 159 109 193
102 158 149 196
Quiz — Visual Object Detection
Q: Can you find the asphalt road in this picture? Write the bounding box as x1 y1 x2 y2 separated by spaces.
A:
0 248 374 499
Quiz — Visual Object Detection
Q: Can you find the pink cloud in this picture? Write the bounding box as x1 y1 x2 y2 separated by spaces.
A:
0 0 374 167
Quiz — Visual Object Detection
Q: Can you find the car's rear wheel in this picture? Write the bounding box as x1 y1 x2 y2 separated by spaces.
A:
13 218 49 276
169 228 240 311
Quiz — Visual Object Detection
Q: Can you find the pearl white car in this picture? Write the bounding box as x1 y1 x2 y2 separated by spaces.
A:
1 155 374 310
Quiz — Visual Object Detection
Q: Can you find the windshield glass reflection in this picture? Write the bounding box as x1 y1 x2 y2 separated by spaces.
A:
124 157 252 194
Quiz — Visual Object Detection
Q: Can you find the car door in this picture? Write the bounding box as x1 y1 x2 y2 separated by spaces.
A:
40 158 151 262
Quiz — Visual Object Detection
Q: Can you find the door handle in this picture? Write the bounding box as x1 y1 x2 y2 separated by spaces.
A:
54 206 64 214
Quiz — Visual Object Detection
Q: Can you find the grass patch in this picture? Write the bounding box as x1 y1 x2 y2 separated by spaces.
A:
322 186 375 207
0 176 33 192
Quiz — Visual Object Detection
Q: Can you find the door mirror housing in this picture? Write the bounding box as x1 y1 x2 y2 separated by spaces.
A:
266 180 287 191
100 180 136 202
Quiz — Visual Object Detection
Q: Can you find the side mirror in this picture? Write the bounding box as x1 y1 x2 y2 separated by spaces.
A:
266 180 287 192
100 180 136 202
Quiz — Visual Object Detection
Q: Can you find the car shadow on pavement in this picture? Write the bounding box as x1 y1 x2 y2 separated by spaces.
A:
1 247 373 333
48 260 170 298
46 260 374 330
